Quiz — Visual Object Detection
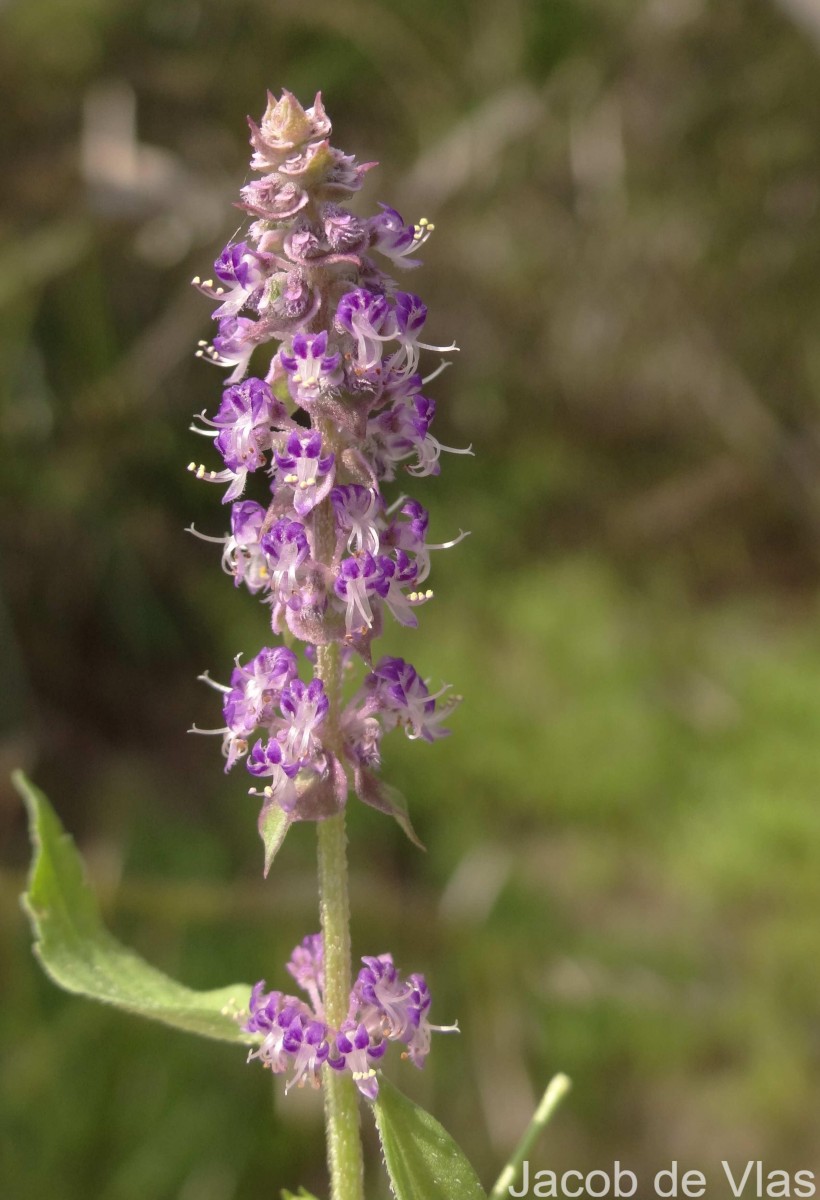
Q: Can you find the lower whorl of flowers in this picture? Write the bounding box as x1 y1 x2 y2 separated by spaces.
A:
243 936 457 1101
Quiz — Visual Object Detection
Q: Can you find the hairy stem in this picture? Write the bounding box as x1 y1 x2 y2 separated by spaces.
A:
314 427 365 1200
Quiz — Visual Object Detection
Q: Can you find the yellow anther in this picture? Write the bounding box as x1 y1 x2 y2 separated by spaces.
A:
284 473 298 484
425 589 433 599
192 276 201 285
197 340 208 347
203 279 214 289
418 217 429 226
187 462 196 471
196 465 206 479
427 223 435 232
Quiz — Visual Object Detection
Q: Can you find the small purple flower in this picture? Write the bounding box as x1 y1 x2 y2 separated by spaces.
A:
260 518 311 604
247 736 299 779
194 378 283 491
334 553 389 634
376 549 429 628
283 1016 331 1092
335 288 396 372
368 204 433 269
382 498 468 584
331 485 382 555
275 430 335 516
192 242 270 318
279 677 329 763
355 954 416 1040
245 981 288 1035
388 291 457 377
279 331 344 407
286 933 325 1017
246 736 299 812
221 500 272 592
368 393 472 480
223 645 299 738
200 315 267 383
365 656 455 742
327 1022 385 1101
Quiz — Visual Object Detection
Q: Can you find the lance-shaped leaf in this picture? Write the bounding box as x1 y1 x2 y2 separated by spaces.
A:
372 1075 486 1200
15 771 256 1045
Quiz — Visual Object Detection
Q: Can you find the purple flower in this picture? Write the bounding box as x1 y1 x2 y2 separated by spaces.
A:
194 378 283 491
334 553 389 634
355 954 416 1040
286 933 325 1017
275 430 335 516
364 656 455 742
327 1022 385 1101
221 500 271 591
382 498 469 584
368 393 473 480
279 677 329 763
368 204 432 269
247 737 299 779
197 315 267 384
260 518 311 604
279 331 344 407
376 549 430 628
246 737 299 812
223 646 298 738
330 485 382 555
335 288 396 372
282 1016 331 1092
389 291 457 377
192 242 270 318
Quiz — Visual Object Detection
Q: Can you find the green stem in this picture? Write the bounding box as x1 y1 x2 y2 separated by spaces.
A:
317 807 364 1200
489 1074 572 1200
313 442 365 1200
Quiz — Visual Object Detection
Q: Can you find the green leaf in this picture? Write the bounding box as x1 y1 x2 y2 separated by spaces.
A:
15 771 256 1045
372 1076 486 1200
281 1190 322 1200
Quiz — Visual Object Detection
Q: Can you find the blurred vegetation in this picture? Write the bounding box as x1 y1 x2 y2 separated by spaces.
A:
3 0 820 1195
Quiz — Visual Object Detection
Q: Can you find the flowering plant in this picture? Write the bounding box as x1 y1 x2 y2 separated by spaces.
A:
17 90 567 1200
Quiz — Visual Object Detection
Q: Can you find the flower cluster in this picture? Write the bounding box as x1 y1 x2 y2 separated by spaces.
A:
189 91 468 833
244 936 457 1100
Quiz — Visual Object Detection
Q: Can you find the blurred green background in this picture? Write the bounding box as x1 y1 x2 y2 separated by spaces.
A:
3 0 820 1195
